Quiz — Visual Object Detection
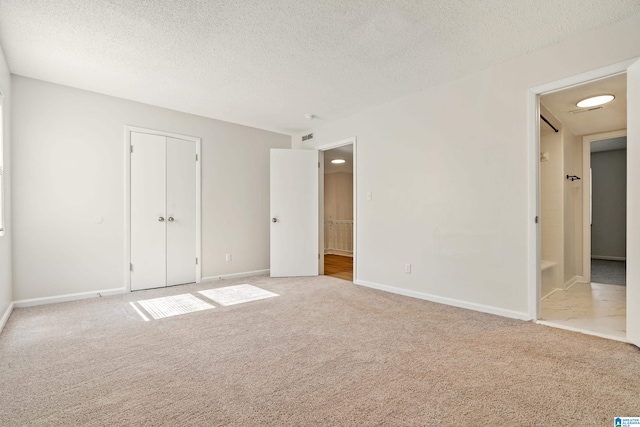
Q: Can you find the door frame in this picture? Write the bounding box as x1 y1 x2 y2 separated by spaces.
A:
316 137 357 281
582 129 628 283
527 58 637 321
124 125 202 292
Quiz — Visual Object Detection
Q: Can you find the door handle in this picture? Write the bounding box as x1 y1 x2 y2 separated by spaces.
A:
272 217 278 223
158 217 165 222
168 217 174 222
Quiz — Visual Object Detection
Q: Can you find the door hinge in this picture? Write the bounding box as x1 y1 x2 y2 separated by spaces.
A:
196 257 198 265
196 154 198 161
318 253 320 259
130 263 133 272
535 216 539 224
130 145 133 153
318 162 320 168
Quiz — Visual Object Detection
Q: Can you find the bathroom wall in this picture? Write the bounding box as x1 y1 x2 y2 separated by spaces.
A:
591 148 627 259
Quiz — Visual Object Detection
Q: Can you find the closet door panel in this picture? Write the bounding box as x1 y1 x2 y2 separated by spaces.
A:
166 137 196 286
131 132 167 290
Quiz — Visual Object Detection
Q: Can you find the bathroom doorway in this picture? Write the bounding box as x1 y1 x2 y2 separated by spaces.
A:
536 73 627 340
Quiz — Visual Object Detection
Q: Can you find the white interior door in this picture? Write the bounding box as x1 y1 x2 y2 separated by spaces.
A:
166 137 196 286
270 149 319 277
131 132 166 291
627 59 640 347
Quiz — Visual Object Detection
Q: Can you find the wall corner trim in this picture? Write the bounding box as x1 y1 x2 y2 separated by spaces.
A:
0 302 14 334
13 288 127 308
354 279 531 321
201 269 270 282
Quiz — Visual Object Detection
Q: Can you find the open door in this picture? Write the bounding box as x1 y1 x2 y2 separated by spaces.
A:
270 149 319 277
628 59 640 347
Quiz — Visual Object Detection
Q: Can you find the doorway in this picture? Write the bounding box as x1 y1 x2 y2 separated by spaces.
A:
317 138 357 282
533 71 628 340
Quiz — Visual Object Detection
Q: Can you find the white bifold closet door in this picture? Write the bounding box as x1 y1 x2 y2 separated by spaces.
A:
131 132 196 291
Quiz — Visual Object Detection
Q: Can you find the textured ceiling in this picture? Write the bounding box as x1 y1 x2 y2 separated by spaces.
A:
541 73 627 136
1 1 639 135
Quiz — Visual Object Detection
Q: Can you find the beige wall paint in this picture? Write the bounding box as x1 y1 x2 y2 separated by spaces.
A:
324 172 353 221
292 13 640 316
11 76 290 300
0 44 11 317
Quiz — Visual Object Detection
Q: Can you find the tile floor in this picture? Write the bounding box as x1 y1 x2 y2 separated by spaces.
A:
541 282 626 339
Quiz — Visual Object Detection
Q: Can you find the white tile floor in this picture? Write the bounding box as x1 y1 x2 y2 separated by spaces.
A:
541 282 626 339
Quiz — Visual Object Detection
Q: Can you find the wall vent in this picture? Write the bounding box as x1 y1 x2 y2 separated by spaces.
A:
569 106 603 115
301 133 314 142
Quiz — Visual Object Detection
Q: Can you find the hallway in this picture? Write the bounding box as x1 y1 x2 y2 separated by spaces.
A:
324 255 353 282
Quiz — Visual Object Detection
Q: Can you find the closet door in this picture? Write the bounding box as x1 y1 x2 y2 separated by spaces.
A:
131 132 167 291
166 137 196 286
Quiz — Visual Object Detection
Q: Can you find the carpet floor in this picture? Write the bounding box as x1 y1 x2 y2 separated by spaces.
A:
1 275 639 425
591 259 626 285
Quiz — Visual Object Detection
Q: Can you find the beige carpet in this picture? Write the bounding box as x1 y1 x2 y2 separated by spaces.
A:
1 275 639 426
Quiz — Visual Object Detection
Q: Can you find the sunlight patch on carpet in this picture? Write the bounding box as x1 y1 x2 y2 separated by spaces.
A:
129 302 150 321
198 284 279 306
137 294 214 320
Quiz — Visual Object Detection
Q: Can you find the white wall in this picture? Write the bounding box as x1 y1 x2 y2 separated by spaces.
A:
292 13 640 317
12 77 290 300
0 44 12 318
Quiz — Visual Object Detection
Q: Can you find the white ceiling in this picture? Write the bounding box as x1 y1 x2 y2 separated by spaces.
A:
540 73 627 136
1 1 639 135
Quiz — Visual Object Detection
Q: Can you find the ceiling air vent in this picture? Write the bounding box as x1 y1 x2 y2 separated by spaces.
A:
569 106 603 115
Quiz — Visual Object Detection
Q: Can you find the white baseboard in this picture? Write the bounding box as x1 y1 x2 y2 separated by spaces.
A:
354 279 530 321
13 288 127 308
563 276 579 290
591 255 626 261
541 288 562 300
201 269 270 282
0 302 14 334
324 250 354 257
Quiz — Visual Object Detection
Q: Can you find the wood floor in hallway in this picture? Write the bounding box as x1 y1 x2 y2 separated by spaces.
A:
324 254 353 282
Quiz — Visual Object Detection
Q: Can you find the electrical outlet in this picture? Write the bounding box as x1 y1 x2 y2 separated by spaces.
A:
405 263 411 274
225 253 232 262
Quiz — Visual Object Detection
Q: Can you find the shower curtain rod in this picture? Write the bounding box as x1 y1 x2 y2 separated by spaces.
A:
540 115 559 133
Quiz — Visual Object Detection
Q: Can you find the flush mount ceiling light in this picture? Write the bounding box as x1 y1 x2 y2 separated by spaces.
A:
305 113 315 120
576 94 614 108
331 159 346 164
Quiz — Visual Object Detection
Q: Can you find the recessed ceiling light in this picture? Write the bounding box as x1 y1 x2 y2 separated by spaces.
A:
576 95 614 108
331 159 345 164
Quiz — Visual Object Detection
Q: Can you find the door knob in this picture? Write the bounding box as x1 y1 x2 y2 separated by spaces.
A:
272 217 278 223
158 217 165 222
168 217 174 222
